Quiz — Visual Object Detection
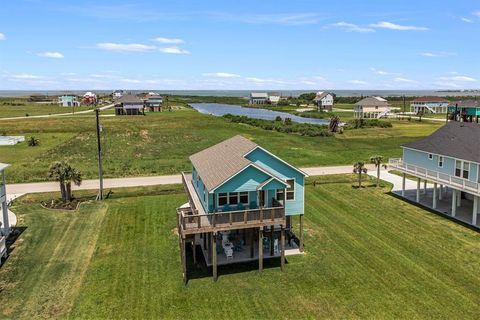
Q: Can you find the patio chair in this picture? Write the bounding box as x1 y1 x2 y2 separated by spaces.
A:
237 203 245 210
222 203 231 212
249 201 258 209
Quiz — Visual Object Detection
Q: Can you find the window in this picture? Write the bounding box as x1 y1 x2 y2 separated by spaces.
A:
438 156 443 168
218 193 228 206
463 162 470 179
455 160 462 177
239 192 249 204
276 189 284 201
286 179 295 200
229 192 239 205
428 153 433 160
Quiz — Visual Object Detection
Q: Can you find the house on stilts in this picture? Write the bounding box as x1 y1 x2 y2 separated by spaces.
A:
177 135 307 283
389 122 480 229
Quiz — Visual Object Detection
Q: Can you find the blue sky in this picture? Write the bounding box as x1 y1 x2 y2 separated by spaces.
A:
0 0 479 90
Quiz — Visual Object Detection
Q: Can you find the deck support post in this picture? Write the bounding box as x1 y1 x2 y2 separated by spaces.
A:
181 237 187 285
258 228 263 272
433 183 437 209
270 225 274 256
457 190 461 207
439 185 443 200
250 229 254 258
473 196 478 226
280 225 285 271
203 232 207 250
416 178 421 202
299 214 304 253
207 233 212 262
192 241 197 266
212 232 217 281
452 190 457 217
423 180 427 194
401 173 406 197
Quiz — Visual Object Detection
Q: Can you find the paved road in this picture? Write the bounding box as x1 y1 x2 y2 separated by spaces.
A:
6 164 377 198
0 103 114 121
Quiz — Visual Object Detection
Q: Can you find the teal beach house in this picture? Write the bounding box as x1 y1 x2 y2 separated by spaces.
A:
177 135 307 283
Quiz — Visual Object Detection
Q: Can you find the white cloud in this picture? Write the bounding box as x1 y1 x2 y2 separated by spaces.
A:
369 67 400 75
473 11 480 17
203 72 241 78
153 37 184 44
461 17 474 23
159 46 190 54
329 22 375 33
0 33 5 40
37 51 64 59
10 74 42 79
348 80 369 85
420 51 454 57
96 43 156 52
394 77 417 83
439 75 477 82
370 21 428 31
215 13 321 25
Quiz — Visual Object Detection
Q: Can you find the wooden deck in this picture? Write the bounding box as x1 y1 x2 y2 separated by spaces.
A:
178 173 286 236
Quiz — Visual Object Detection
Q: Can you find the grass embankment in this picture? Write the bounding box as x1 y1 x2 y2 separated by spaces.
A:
1 175 479 319
0 108 441 183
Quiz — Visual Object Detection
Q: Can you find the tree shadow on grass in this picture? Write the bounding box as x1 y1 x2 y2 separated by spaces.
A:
0 226 27 268
185 245 287 283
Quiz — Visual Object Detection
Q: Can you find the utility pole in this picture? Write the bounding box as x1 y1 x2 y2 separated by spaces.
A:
95 109 104 200
403 95 406 113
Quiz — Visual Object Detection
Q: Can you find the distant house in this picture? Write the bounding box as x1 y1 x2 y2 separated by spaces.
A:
113 90 124 98
114 95 144 115
144 94 163 112
389 122 480 228
448 100 480 123
177 136 307 282
354 96 391 119
313 92 334 112
58 95 80 107
83 92 98 105
249 92 269 105
411 96 449 114
267 92 281 104
29 93 52 103
1 163 10 262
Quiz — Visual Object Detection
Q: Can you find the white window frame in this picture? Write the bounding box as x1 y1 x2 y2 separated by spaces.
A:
218 193 228 207
216 191 249 208
438 156 443 168
463 162 470 179
454 159 471 179
455 160 462 178
428 153 433 160
285 178 295 201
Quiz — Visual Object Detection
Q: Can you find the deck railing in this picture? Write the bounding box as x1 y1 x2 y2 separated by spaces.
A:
389 158 480 194
179 206 285 234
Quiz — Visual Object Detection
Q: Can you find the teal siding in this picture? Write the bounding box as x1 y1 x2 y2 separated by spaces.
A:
246 148 305 216
403 148 479 183
260 179 287 190
215 166 271 193
191 166 209 212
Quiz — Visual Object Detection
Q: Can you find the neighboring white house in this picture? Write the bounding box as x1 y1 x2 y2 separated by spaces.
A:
249 92 269 105
58 95 80 107
113 90 124 98
354 96 391 119
313 92 334 112
410 96 449 114
267 92 281 104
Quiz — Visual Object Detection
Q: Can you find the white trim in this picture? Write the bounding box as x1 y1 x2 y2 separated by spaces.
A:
402 146 480 166
216 191 250 209
244 146 309 177
257 177 289 190
285 178 296 201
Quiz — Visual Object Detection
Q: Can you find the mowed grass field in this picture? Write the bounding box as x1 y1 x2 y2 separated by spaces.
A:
0 98 97 118
0 107 441 183
1 175 479 319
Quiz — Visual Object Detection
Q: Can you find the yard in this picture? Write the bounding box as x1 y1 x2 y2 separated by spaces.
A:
0 107 441 183
1 175 479 319
0 97 96 118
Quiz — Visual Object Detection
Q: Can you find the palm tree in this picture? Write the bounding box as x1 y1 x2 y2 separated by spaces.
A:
63 164 82 201
48 161 67 201
27 136 40 146
48 161 82 202
370 155 387 187
353 162 368 188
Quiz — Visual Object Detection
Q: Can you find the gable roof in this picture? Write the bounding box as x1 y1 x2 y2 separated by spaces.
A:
356 96 390 107
412 96 448 103
190 136 258 191
116 94 143 104
403 122 480 163
314 91 331 101
454 100 480 108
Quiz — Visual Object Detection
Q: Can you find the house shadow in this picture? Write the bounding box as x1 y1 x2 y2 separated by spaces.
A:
386 191 480 233
185 244 288 283
0 226 27 268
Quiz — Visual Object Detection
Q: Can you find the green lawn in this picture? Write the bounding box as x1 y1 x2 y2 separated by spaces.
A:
1 175 479 319
0 98 97 118
0 107 441 183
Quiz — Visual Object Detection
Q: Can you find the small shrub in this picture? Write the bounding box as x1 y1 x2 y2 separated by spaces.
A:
27 136 40 147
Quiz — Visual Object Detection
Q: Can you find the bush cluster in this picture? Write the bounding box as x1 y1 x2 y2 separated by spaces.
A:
346 119 393 129
223 114 333 137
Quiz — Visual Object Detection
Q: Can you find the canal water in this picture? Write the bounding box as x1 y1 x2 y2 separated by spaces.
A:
189 103 330 125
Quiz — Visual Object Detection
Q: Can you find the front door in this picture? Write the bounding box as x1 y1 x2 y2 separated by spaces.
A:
259 190 267 207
